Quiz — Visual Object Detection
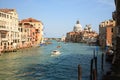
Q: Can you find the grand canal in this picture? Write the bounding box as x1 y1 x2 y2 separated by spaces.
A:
0 40 110 80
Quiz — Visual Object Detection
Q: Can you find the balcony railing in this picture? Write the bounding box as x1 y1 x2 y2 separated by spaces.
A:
21 38 26 41
1 38 8 41
0 26 9 31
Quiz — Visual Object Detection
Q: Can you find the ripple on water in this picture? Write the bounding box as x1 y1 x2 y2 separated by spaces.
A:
0 41 108 80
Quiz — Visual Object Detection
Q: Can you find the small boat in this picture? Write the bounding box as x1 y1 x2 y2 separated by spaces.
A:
51 50 61 56
57 45 61 48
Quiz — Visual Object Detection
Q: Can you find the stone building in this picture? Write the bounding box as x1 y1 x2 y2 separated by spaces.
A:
66 20 98 43
0 8 19 52
0 8 44 52
66 20 83 42
73 20 82 32
99 20 116 48
18 22 34 48
66 32 82 42
82 25 98 43
19 18 44 46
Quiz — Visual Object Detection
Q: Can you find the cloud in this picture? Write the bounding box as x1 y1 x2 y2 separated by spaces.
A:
97 0 115 7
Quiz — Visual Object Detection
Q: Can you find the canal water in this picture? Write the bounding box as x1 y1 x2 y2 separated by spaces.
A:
0 40 110 80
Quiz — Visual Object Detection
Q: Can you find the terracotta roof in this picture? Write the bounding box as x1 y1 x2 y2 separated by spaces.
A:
20 18 41 23
0 8 15 13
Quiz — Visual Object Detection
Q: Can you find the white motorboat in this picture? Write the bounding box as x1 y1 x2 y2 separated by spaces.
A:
51 50 61 56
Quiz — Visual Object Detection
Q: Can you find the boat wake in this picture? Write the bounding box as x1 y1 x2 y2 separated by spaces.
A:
51 50 61 57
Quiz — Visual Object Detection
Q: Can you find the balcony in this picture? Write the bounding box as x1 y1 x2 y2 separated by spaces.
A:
35 29 40 33
1 38 8 41
0 26 9 31
13 37 21 40
21 38 26 41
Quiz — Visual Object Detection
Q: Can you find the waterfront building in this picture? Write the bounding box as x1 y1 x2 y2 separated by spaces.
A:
66 20 83 42
66 31 82 42
19 18 44 46
66 20 98 43
18 22 34 48
99 20 116 48
0 8 19 52
82 25 98 43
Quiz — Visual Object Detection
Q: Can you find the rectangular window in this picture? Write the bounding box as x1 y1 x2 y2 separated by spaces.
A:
1 42 2 46
111 28 113 33
18 28 20 31
0 13 1 17
15 40 17 43
1 34 6 38
25 29 27 32
21 28 23 32
10 16 12 19
4 14 6 18
7 15 9 18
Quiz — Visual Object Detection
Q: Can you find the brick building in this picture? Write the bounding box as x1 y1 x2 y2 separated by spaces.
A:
19 18 44 46
99 20 116 48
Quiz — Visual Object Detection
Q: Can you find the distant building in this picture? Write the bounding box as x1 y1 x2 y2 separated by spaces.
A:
82 25 98 43
66 20 98 43
99 19 116 48
0 8 19 51
73 20 82 32
66 31 82 42
61 35 66 42
66 20 83 42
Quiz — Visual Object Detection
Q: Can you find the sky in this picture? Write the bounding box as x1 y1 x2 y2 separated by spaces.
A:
0 0 115 38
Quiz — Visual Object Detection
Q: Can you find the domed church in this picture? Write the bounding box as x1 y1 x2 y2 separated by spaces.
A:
73 20 82 32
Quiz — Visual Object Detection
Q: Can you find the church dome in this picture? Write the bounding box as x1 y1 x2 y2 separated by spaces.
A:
88 26 91 30
73 20 82 32
84 27 87 30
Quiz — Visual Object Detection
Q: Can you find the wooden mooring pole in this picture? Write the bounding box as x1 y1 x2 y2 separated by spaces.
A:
90 59 93 80
101 53 104 72
93 49 95 58
94 57 97 76
78 64 82 80
93 69 97 80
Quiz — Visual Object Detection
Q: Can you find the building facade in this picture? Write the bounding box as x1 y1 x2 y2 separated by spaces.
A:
66 20 98 43
18 22 33 48
0 8 19 52
99 20 116 48
66 20 83 42
0 9 44 53
82 25 98 43
19 18 44 46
